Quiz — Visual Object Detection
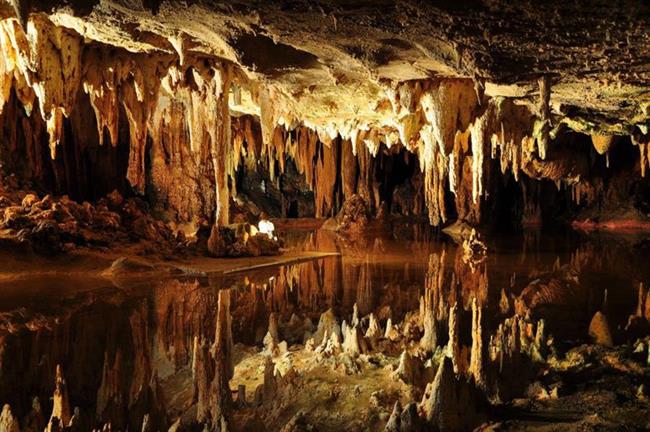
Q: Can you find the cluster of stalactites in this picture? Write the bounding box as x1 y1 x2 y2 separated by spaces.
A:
3 15 648 229
247 77 566 226
0 16 81 159
0 15 236 224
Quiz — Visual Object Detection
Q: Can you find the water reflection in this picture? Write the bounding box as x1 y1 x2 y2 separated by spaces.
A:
0 227 648 429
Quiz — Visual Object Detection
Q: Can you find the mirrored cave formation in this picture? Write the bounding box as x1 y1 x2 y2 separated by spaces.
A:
0 1 648 431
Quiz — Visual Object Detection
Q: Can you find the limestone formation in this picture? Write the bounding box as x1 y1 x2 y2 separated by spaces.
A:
384 401 402 432
50 365 71 428
263 313 280 355
0 2 648 432
589 311 614 347
210 288 234 428
394 350 422 385
423 357 486 431
0 405 19 432
469 298 486 389
313 309 341 345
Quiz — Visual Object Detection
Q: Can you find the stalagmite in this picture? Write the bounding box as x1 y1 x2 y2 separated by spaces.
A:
352 303 360 328
395 350 421 385
365 313 381 346
420 299 438 353
342 324 364 357
384 401 401 432
589 311 614 347
532 319 547 361
263 312 280 355
96 351 122 421
384 318 396 340
0 404 19 432
423 356 485 432
50 364 71 427
314 309 341 345
400 403 425 432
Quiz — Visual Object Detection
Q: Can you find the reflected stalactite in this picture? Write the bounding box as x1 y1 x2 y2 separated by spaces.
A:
0 229 647 429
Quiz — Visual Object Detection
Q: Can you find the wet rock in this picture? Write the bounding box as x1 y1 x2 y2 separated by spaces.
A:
589 311 614 347
102 257 157 276
332 194 370 234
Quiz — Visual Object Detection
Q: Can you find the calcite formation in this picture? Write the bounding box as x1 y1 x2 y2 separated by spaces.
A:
0 1 645 233
0 2 649 430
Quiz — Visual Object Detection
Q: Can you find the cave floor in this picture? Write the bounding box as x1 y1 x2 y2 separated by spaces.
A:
0 221 649 431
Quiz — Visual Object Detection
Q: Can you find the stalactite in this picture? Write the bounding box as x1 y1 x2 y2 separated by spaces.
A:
341 138 357 199
419 125 447 225
536 76 551 160
641 142 647 178
82 48 120 147
210 288 233 427
313 138 339 217
591 135 614 155
193 337 213 424
420 251 446 352
420 80 477 155
447 302 462 374
96 350 123 422
469 103 495 203
469 298 486 389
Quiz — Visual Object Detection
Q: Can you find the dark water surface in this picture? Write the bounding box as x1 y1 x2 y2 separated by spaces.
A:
0 224 648 427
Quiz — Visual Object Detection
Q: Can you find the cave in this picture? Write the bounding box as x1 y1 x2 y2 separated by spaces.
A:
0 1 649 431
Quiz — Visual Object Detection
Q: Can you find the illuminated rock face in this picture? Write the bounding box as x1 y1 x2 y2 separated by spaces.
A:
0 1 647 230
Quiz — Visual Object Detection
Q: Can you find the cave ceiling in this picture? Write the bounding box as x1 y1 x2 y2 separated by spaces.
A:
2 0 648 137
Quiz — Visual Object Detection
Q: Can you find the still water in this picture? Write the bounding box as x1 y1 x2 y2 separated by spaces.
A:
0 223 648 429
